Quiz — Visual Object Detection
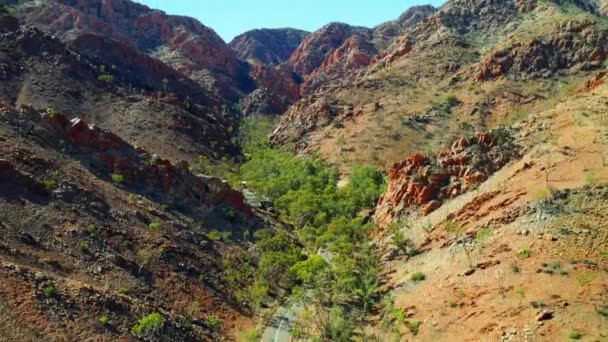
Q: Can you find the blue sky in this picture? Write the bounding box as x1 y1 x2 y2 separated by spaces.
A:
135 0 444 42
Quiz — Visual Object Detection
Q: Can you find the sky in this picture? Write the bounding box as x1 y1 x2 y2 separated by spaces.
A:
134 0 445 42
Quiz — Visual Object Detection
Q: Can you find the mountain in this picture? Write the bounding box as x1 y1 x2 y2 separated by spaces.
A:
2 0 608 341
11 0 254 100
229 28 309 66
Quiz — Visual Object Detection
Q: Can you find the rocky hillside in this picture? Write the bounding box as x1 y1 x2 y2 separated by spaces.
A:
229 28 309 66
0 103 277 340
269 0 608 172
0 12 237 164
11 0 253 100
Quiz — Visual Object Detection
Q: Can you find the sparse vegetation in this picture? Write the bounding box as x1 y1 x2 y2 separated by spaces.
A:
43 285 56 298
99 315 110 326
410 272 426 282
111 173 124 184
405 319 422 336
202 315 222 330
118 287 130 295
567 330 582 340
43 171 60 190
148 222 162 231
518 248 532 259
132 312 164 337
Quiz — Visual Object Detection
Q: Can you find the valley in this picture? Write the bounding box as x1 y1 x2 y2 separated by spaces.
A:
0 0 607 341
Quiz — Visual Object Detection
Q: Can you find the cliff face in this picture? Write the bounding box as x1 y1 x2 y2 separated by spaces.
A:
229 28 309 66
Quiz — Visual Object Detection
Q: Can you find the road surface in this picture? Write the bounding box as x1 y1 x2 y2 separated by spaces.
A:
261 300 304 342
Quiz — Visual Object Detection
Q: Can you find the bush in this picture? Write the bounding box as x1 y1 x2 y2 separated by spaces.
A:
518 248 532 259
410 272 426 282
238 329 261 342
567 330 582 340
43 285 56 297
207 229 221 240
405 319 422 335
202 315 223 330
148 222 162 231
118 287 130 295
99 315 110 326
132 312 164 337
111 173 124 184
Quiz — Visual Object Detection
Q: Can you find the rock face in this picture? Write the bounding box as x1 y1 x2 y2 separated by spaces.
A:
374 130 520 226
14 0 251 98
229 28 309 65
477 20 608 81
287 23 374 80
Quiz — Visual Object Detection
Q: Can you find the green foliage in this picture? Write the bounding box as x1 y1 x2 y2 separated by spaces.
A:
567 330 582 340
290 255 328 284
207 229 221 240
97 65 114 83
238 115 277 155
323 306 354 341
511 264 521 273
202 315 223 330
238 329 261 342
43 285 56 297
118 287 130 295
410 272 426 282
78 241 89 252
389 220 417 256
127 194 138 203
132 312 164 337
99 315 110 326
86 223 99 238
111 173 124 184
43 171 59 190
405 319 422 336
148 222 162 231
518 248 532 259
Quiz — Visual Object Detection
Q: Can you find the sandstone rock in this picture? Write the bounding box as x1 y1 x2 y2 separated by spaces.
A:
375 130 519 226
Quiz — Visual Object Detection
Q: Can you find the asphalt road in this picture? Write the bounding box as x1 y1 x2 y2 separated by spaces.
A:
261 300 304 342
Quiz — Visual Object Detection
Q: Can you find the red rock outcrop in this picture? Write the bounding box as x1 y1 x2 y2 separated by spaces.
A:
287 23 374 79
477 20 608 81
3 106 251 217
374 130 520 226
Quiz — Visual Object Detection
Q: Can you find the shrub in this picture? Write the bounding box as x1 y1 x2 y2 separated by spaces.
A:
238 329 261 342
43 285 56 297
118 287 130 295
405 319 422 335
511 264 520 273
448 300 458 308
127 194 138 203
410 272 426 282
207 230 221 240
148 222 162 231
43 171 60 190
86 224 99 238
78 241 89 252
132 312 164 337
99 315 110 326
203 315 223 330
518 248 532 259
111 173 124 184
567 330 582 340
